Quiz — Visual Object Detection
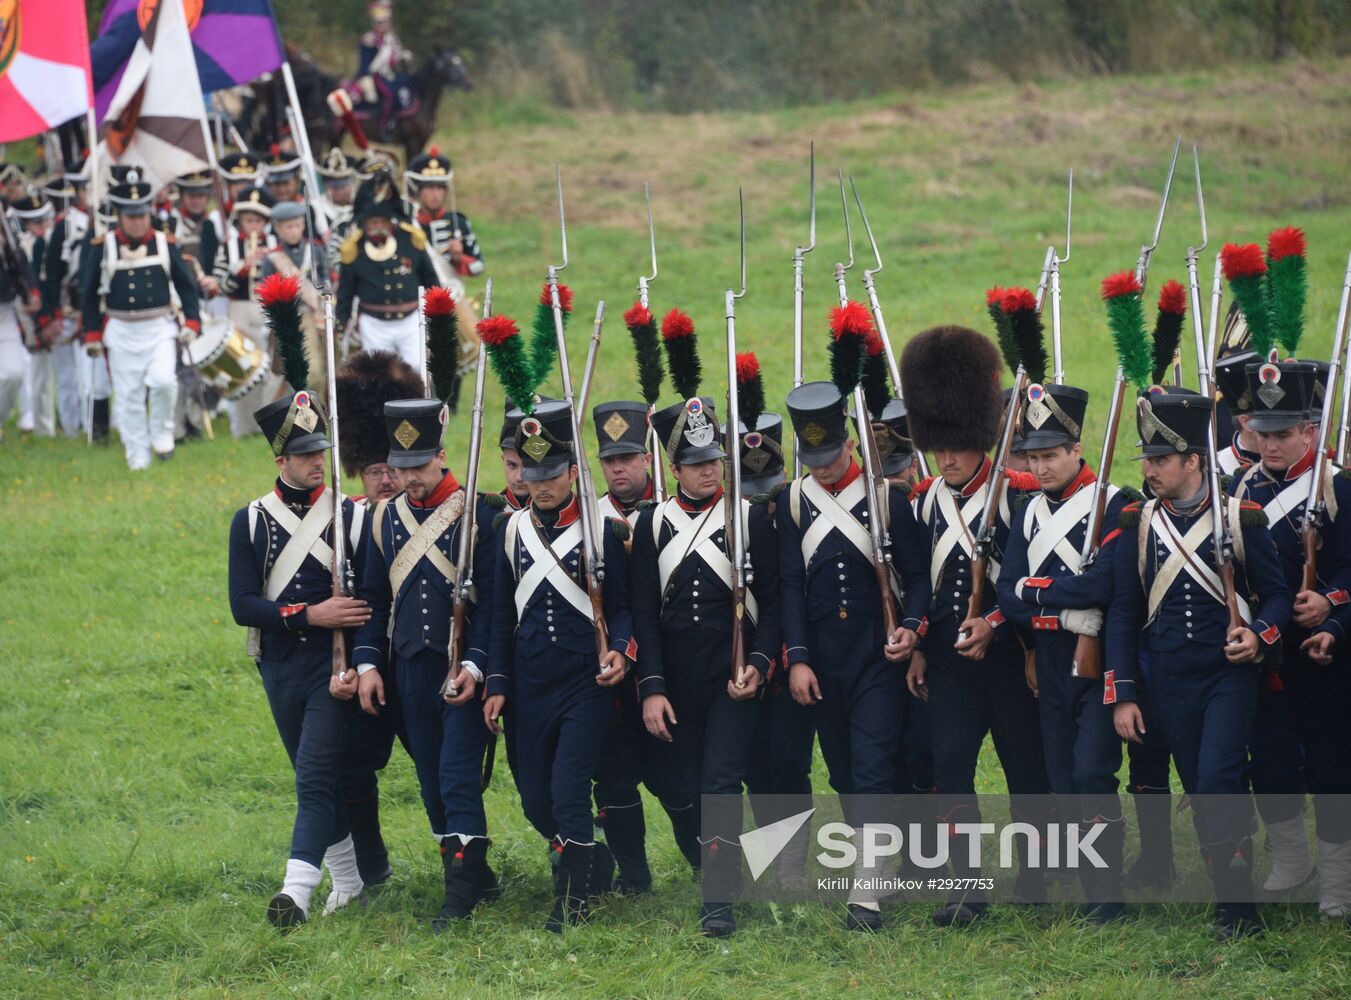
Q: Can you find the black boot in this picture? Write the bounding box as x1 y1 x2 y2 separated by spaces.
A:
664 803 702 874
346 793 392 888
432 837 498 932
1208 838 1262 940
91 399 110 445
598 805 651 895
699 839 741 937
544 845 569 934
544 843 596 933
1125 790 1177 890
1080 817 1127 924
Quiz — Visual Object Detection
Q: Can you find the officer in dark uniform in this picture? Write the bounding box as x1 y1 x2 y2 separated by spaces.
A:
1108 391 1292 938
1228 359 1351 906
484 400 635 932
779 381 932 932
335 175 440 369
590 398 700 893
997 381 1130 922
353 398 502 929
227 390 374 928
900 326 1051 928
632 397 781 937
407 148 484 277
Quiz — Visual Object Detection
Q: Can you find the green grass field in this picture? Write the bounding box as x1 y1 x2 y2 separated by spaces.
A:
4 58 1351 999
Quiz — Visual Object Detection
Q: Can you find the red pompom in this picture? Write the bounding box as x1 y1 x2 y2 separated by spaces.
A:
256 272 301 307
623 301 653 328
423 286 456 316
478 315 519 346
735 351 760 383
429 145 439 156
999 287 1037 315
1100 270 1143 300
540 282 573 313
864 331 884 357
1267 226 1306 262
1157 279 1187 316
661 308 694 339
829 300 874 340
985 286 1007 307
1221 242 1267 280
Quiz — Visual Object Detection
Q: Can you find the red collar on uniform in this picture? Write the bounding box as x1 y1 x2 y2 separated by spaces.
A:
954 456 993 498
638 477 655 503
504 488 526 510
115 229 149 248
676 485 723 512
826 461 862 495
274 482 326 507
417 208 444 223
1048 461 1096 501
536 494 581 528
1283 446 1316 481
408 469 461 508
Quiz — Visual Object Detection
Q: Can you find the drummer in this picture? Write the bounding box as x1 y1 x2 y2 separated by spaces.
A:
211 188 278 437
257 202 329 399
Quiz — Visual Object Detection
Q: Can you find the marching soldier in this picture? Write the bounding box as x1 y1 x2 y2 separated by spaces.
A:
1228 357 1351 914
227 390 374 928
169 170 220 295
996 381 1130 922
217 151 262 207
39 176 90 437
0 194 39 443
779 380 932 932
13 190 57 438
499 397 538 510
335 176 440 369
407 149 484 278
318 150 358 275
258 201 329 395
875 399 918 487
80 173 201 469
1107 390 1291 938
900 326 1051 927
589 399 700 893
1213 349 1262 475
484 400 635 932
212 187 277 436
352 398 502 929
632 396 781 936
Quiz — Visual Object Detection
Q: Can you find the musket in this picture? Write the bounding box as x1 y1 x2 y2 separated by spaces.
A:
546 165 610 665
442 278 493 699
725 188 753 688
638 182 668 501
1303 253 1351 590
833 173 899 639
578 298 606 418
850 173 929 478
324 293 355 677
285 106 324 241
1206 250 1224 379
417 284 430 395
791 144 816 480
1070 142 1183 675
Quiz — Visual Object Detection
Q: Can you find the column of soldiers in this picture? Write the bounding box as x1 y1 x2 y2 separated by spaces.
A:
0 142 486 463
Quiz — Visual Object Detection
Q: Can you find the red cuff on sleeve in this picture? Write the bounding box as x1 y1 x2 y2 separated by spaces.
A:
624 637 638 661
1327 589 1349 607
1023 577 1053 590
917 617 929 638
1259 624 1281 645
984 608 1005 628
1032 615 1060 631
279 603 307 619
1103 670 1117 705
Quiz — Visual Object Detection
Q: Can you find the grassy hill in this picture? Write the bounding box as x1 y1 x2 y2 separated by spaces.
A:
4 58 1351 998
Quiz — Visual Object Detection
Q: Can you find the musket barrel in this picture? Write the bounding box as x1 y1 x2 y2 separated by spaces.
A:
1334 252 1351 466
1049 259 1065 385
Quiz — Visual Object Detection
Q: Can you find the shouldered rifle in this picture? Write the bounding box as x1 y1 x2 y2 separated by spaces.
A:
834 175 899 638
725 188 753 688
964 373 1024 642
577 298 605 418
1338 259 1351 467
791 144 816 480
324 293 355 677
442 278 493 698
545 165 610 666
638 182 668 501
1303 252 1351 591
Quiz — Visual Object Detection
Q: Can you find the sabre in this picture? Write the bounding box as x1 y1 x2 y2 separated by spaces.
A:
638 182 668 501
850 173 930 478
725 188 753 689
833 172 899 639
546 165 610 664
791 144 816 479
443 278 493 700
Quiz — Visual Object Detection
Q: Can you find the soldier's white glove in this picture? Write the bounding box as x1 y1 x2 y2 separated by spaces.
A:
1060 608 1104 637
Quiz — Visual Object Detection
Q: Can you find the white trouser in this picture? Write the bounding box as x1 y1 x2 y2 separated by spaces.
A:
17 344 33 428
357 310 421 369
82 347 112 400
54 321 83 435
26 348 56 437
105 315 180 469
227 299 279 437
0 305 25 436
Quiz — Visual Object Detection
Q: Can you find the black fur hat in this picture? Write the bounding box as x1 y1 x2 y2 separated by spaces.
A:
900 325 1003 453
335 350 426 476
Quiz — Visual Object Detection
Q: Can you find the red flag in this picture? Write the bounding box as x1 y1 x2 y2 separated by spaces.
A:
0 0 94 142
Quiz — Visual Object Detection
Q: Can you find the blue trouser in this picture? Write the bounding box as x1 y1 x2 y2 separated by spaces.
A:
513 655 612 844
1149 651 1258 849
746 680 815 827
895 687 936 794
396 649 489 840
1035 633 1122 819
594 677 688 813
1248 657 1306 825
258 650 353 867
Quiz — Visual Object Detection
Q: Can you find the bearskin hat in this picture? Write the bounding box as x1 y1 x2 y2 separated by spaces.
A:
900 325 1003 453
335 350 426 476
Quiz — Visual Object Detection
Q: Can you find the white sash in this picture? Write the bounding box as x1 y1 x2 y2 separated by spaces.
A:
1143 500 1251 624
799 476 873 568
258 492 335 600
1024 487 1101 578
1237 463 1338 528
387 492 466 596
598 492 641 527
509 509 592 619
654 499 759 624
926 482 997 589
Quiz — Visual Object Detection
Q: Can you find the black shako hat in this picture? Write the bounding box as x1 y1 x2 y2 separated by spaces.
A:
1135 389 1212 458
787 381 848 467
384 398 447 469
651 396 726 466
872 397 916 477
516 399 577 482
1019 382 1089 452
1244 359 1319 433
592 400 650 458
724 412 785 495
255 391 332 456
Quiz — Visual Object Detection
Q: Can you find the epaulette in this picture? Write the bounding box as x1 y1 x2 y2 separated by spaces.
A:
1339 467 1351 481
1219 473 1235 492
912 475 937 497
1118 501 1143 529
768 481 788 502
492 510 512 531
750 492 770 506
1239 499 1266 529
480 491 507 509
1119 484 1145 503
609 518 632 543
1013 491 1032 514
399 221 427 250
339 227 362 265
635 499 658 511
1007 470 1040 492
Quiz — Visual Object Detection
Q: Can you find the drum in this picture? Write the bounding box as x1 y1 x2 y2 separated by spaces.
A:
185 317 270 401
